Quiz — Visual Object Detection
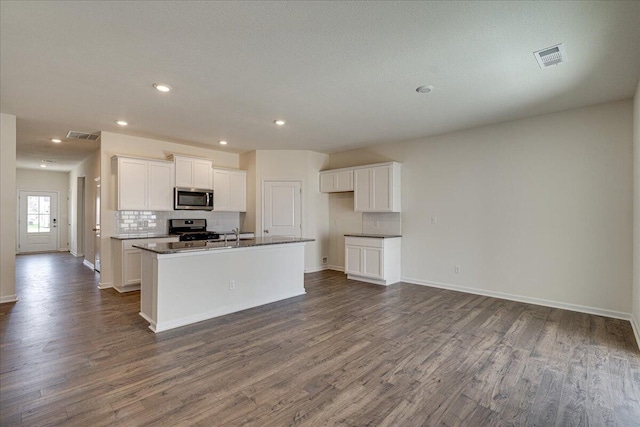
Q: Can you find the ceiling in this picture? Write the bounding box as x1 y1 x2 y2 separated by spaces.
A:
2 1 640 171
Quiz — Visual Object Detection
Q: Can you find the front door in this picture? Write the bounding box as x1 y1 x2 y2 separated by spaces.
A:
18 190 59 253
262 181 301 237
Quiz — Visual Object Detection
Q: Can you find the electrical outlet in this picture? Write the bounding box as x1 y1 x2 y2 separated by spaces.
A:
431 216 438 224
229 280 235 290
322 256 328 264
454 265 461 274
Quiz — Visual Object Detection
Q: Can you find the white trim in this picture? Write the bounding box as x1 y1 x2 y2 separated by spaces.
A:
0 294 18 304
83 259 94 270
146 290 306 333
70 250 84 257
98 281 113 290
347 274 389 286
305 265 329 273
401 276 632 321
327 265 344 272
113 284 140 293
631 314 640 351
58 248 68 252
139 311 156 330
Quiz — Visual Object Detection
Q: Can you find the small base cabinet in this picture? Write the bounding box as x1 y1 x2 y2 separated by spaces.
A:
112 237 179 292
344 236 401 286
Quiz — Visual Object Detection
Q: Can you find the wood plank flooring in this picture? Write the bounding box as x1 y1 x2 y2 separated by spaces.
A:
1 252 639 426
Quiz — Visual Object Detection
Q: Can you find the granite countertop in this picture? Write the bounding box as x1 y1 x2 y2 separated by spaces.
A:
111 233 176 240
344 233 402 239
134 236 315 254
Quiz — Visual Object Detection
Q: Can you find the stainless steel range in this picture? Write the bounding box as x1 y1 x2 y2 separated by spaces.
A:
168 219 220 241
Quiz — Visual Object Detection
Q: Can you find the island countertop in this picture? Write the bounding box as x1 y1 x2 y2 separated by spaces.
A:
344 233 402 239
134 236 314 254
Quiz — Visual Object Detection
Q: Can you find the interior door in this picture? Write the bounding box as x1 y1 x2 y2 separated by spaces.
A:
94 178 101 272
263 181 301 237
18 190 59 253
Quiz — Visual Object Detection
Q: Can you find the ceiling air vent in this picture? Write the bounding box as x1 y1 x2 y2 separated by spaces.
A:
533 43 567 69
66 130 100 141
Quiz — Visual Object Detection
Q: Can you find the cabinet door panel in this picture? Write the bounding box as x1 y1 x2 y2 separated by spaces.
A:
194 160 212 189
119 158 147 210
124 249 142 285
320 172 335 193
148 161 174 211
175 158 194 188
335 170 353 191
354 168 371 211
345 246 362 275
372 166 391 211
362 247 383 278
213 170 230 211
229 171 246 211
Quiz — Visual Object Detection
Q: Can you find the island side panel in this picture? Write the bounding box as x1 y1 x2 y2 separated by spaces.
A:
139 250 158 329
153 243 306 332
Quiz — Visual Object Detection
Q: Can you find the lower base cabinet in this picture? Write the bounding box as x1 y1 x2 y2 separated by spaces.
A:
113 237 179 292
344 236 401 286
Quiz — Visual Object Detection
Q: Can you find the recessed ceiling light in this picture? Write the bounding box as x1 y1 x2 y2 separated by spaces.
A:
274 120 286 126
219 140 228 145
115 120 128 126
153 83 171 92
51 138 62 143
416 85 434 94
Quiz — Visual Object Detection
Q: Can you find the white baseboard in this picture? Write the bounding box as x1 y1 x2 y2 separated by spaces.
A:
70 250 84 257
83 259 94 270
98 281 113 290
631 314 640 351
305 265 329 273
401 276 632 321
58 248 69 252
113 285 140 293
326 265 344 272
0 294 18 304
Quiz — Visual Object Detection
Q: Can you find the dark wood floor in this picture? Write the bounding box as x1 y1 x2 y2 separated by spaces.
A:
1 253 639 426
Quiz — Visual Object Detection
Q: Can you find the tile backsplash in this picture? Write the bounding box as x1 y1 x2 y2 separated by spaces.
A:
362 212 402 235
114 210 241 234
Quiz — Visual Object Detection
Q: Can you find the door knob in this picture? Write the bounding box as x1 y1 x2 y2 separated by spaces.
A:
264 229 269 234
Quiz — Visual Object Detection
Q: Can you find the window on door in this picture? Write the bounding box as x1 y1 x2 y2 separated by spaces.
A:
27 195 51 233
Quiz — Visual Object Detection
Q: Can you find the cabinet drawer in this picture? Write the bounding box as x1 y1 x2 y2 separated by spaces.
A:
345 237 384 248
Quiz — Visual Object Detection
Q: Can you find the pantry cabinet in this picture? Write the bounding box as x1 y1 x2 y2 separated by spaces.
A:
172 155 213 190
113 156 174 211
212 168 247 212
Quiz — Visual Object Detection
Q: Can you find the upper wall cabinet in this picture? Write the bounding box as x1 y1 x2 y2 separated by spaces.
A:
172 155 213 190
354 163 401 212
212 168 247 212
319 162 401 212
113 156 174 211
320 169 353 193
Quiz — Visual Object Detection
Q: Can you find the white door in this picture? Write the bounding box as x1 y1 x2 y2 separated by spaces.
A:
18 190 59 253
263 181 301 237
94 178 101 272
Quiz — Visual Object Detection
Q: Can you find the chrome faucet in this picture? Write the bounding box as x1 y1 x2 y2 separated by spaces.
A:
232 227 240 240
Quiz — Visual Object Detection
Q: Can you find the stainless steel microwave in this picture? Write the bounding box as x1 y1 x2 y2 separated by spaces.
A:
174 187 214 210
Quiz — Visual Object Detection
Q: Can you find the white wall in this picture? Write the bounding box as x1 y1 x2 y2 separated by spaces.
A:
633 80 640 338
329 100 634 316
68 150 100 260
243 150 330 272
16 169 70 251
99 132 239 288
0 113 17 303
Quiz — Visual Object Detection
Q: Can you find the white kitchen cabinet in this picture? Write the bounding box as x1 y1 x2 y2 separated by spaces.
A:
112 236 179 292
320 169 353 193
354 162 401 212
114 156 174 211
172 155 213 189
345 236 401 286
212 168 246 212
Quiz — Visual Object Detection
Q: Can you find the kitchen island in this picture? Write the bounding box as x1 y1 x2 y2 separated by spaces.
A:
134 237 314 332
